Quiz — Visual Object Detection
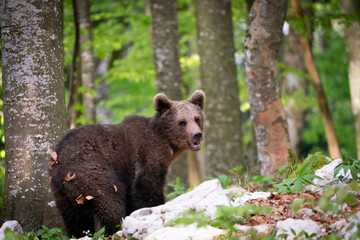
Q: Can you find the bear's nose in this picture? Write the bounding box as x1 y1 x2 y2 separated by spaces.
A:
194 132 202 141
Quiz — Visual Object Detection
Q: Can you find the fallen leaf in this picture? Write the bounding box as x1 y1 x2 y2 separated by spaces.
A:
76 195 84 204
85 195 94 200
50 151 58 162
48 176 52 183
114 185 118 192
65 172 77 181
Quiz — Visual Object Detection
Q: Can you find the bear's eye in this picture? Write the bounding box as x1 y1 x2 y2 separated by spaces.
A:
195 117 200 124
179 120 187 127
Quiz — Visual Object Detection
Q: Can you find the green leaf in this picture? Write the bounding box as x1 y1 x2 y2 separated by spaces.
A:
333 163 343 178
291 198 305 213
294 180 303 193
299 161 312 176
350 167 358 180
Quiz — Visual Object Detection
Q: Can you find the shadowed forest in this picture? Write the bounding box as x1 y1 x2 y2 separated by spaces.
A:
0 0 360 238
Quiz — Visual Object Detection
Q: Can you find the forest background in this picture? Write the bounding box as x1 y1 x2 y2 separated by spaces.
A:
0 0 359 231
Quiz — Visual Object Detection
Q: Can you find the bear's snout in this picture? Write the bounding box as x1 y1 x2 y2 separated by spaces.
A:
194 132 202 141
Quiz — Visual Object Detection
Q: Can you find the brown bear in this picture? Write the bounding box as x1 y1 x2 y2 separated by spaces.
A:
48 90 205 238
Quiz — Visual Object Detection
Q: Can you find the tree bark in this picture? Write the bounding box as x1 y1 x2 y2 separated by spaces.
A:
281 28 308 157
67 0 82 129
244 0 290 175
341 0 360 158
195 0 243 177
1 0 67 230
76 0 96 123
150 0 189 187
150 0 183 100
290 0 341 159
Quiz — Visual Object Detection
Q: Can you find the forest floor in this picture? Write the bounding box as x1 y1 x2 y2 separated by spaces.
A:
242 191 360 235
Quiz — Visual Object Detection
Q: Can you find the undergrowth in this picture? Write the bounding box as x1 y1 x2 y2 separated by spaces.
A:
2 152 360 239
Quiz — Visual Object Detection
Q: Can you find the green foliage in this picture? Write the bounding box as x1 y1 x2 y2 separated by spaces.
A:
168 204 272 239
167 209 210 228
273 160 324 194
291 229 317 240
4 226 69 240
291 198 305 213
166 177 187 200
289 152 330 178
250 175 276 185
317 185 359 215
302 30 356 157
217 165 244 189
333 152 360 182
3 225 124 240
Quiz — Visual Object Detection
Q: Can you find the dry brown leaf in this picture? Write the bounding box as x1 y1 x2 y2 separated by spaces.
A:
76 195 84 204
50 151 58 162
114 185 118 192
85 195 94 200
65 172 77 182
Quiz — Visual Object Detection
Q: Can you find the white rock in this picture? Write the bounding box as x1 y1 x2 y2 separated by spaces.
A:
313 158 354 187
71 236 92 240
297 207 314 217
144 223 224 240
235 224 271 233
331 219 347 231
276 218 324 240
339 212 360 239
0 221 23 240
231 191 271 206
122 179 230 240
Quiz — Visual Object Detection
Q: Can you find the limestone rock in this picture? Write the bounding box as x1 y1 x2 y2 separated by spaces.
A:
0 221 23 240
122 179 230 239
144 224 224 240
313 158 352 187
339 212 360 239
276 218 323 239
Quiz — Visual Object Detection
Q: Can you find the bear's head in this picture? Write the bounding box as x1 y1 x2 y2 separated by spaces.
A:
153 90 206 152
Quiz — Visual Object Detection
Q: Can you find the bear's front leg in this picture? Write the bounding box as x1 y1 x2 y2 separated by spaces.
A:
127 171 166 214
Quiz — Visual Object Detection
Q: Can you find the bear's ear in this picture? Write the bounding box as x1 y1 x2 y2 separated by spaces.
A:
187 90 205 110
154 93 172 114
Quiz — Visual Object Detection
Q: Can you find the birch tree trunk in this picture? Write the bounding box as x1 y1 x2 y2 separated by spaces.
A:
290 0 341 159
1 0 67 230
244 0 290 175
150 0 190 187
76 0 96 123
195 0 243 177
341 0 360 158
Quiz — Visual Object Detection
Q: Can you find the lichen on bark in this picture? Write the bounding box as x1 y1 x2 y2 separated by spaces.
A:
1 0 66 230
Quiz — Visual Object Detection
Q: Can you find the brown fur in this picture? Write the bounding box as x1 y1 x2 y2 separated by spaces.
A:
49 90 205 237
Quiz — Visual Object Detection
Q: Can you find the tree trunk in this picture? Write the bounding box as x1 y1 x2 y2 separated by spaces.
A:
76 0 96 123
150 0 189 187
187 151 201 186
290 0 341 159
244 0 290 175
195 0 243 177
1 0 67 231
150 0 183 100
281 28 308 157
244 0 259 176
67 0 82 129
341 0 360 158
